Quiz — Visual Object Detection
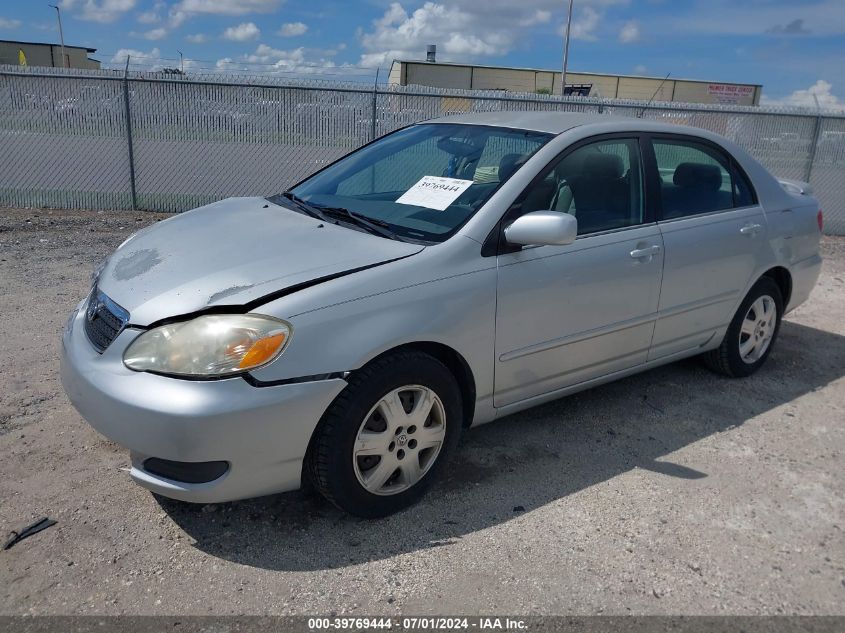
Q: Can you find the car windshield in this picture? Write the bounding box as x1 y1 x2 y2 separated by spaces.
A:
278 123 553 243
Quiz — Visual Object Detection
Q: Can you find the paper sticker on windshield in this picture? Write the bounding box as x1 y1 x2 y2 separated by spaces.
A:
395 176 473 211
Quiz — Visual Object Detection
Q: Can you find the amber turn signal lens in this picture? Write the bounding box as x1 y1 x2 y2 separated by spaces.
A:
238 333 287 369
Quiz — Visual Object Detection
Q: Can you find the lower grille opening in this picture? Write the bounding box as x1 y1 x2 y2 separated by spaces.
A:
143 458 229 484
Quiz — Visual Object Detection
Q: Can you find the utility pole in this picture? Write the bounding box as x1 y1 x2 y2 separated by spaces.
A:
48 5 67 68
561 0 574 96
178 50 184 74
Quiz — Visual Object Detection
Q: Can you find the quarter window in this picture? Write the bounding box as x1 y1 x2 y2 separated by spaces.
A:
652 138 756 219
511 138 644 235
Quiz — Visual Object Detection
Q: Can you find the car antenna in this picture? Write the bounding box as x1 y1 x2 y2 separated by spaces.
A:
638 72 671 118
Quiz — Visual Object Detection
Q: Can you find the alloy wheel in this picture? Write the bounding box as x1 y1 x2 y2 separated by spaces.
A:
739 294 777 364
352 385 447 496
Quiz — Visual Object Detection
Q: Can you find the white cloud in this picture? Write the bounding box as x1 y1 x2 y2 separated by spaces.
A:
619 20 640 43
223 21 260 41
761 80 844 111
215 57 240 71
186 33 208 43
168 8 188 28
0 17 22 29
520 10 551 27
137 10 160 24
359 2 511 67
233 44 339 74
244 43 305 64
278 21 307 37
175 0 282 15
61 0 137 24
563 6 601 41
358 1 630 67
110 47 162 67
633 64 647 75
141 27 167 40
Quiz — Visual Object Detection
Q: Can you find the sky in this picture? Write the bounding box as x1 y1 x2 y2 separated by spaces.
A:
0 0 843 108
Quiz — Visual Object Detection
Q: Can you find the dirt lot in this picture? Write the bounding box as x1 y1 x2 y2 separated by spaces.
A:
1 207 843 615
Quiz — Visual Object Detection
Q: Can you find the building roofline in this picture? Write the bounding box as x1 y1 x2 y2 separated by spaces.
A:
0 39 97 53
390 59 762 88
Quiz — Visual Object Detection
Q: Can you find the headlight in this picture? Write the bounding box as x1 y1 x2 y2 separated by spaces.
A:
123 314 291 377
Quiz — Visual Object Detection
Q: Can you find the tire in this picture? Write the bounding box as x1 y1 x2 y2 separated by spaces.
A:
307 350 463 518
703 277 783 378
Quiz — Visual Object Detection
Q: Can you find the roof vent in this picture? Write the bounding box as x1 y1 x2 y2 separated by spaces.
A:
426 44 436 63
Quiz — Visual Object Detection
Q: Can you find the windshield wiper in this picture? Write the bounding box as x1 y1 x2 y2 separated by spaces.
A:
280 191 330 222
315 205 400 241
279 192 400 241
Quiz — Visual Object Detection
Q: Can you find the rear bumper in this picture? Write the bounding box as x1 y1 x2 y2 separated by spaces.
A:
60 300 346 503
786 253 822 313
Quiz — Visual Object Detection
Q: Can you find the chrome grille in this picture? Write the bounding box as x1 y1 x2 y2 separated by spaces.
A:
83 288 130 353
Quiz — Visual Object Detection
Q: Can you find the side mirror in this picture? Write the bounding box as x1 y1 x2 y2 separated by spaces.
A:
504 211 578 247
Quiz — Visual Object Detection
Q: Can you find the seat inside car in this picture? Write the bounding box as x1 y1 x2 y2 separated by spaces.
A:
662 162 732 219
565 153 631 233
498 153 528 182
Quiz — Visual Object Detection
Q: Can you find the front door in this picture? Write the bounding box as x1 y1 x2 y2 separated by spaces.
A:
494 136 664 407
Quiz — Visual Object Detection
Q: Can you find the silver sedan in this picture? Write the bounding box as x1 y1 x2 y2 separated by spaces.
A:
61 113 823 517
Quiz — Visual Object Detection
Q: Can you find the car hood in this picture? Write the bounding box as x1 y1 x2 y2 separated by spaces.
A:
97 197 424 326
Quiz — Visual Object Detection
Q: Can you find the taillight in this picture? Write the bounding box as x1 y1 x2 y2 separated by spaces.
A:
817 209 824 233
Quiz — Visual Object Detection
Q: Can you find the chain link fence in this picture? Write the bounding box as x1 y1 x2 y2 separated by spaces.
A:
1 65 843 233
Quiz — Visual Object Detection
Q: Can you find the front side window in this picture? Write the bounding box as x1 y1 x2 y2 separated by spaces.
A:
652 138 755 219
510 138 644 235
287 123 552 243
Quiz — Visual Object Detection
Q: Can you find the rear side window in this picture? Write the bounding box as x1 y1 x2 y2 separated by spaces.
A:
652 138 756 220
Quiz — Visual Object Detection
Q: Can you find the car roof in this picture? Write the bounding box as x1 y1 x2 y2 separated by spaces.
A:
422 111 691 136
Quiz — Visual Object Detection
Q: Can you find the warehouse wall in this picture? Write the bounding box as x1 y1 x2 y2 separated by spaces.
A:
0 43 99 69
392 62 761 106
405 63 471 90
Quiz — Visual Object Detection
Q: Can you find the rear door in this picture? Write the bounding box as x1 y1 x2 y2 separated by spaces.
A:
646 134 766 360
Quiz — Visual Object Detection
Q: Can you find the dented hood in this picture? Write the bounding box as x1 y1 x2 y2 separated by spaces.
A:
96 197 424 326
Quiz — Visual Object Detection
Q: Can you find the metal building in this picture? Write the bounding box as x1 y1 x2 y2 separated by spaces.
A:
388 59 762 106
0 40 100 70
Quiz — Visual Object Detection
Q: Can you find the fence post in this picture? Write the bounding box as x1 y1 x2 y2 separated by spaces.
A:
122 57 138 211
804 113 822 183
370 67 380 142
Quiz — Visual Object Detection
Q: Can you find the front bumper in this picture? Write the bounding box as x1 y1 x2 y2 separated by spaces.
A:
60 300 347 503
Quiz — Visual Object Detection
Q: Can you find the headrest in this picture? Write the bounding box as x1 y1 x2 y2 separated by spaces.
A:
498 153 527 181
582 153 624 180
554 150 590 179
673 162 722 190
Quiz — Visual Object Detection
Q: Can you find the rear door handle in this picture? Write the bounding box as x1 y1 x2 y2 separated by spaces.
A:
630 245 661 259
740 223 762 235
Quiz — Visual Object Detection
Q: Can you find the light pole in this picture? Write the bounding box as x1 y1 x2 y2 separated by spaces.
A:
48 4 67 68
561 0 574 96
178 50 184 74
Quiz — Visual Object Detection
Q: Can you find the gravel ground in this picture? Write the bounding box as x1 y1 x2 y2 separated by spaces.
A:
1 207 843 616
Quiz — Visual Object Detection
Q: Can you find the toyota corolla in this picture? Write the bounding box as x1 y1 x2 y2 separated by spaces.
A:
61 113 822 517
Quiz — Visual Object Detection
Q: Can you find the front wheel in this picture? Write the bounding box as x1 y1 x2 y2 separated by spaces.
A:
308 350 462 518
704 277 783 378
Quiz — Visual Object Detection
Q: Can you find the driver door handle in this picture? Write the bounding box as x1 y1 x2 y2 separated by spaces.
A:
740 223 763 235
630 245 661 259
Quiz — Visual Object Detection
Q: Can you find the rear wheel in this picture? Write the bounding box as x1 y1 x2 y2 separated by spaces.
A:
308 351 462 518
704 277 783 377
